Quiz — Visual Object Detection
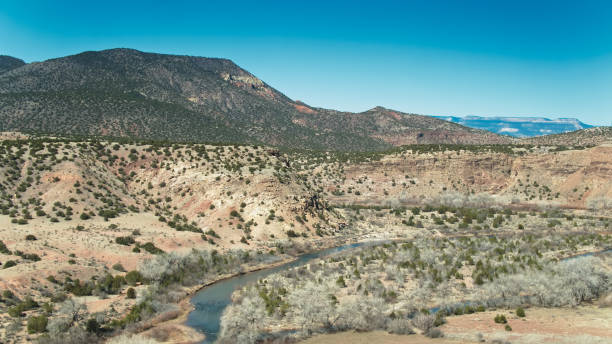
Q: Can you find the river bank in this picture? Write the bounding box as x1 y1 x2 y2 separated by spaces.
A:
129 234 375 343
126 236 611 344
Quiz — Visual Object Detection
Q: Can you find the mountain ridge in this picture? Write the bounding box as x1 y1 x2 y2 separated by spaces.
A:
0 48 511 150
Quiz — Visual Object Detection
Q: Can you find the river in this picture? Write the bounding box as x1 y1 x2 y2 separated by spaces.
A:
186 241 376 343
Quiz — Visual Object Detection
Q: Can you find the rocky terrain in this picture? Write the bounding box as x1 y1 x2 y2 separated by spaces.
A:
0 49 509 151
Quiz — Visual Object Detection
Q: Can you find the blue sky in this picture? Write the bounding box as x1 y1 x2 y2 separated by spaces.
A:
1 0 611 125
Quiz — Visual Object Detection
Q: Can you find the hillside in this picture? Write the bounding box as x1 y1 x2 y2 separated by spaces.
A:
0 56 25 74
520 126 612 146
435 115 593 137
0 49 509 151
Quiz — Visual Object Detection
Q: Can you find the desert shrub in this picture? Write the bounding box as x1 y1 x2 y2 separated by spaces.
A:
386 318 414 334
27 315 48 333
336 297 386 331
0 240 11 254
115 236 135 246
505 324 512 331
494 314 507 324
125 270 143 286
112 263 126 272
64 279 94 296
46 316 71 335
8 297 39 317
516 307 525 317
425 328 444 338
85 318 100 334
4 260 17 269
25 234 37 241
412 313 436 331
140 242 164 254
127 288 136 299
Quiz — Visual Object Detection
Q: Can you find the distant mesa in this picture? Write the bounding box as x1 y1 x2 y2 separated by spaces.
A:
435 115 594 138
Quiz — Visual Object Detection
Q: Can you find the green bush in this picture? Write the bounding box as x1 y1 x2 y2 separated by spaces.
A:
126 287 136 299
115 236 135 246
494 314 507 324
505 324 512 331
86 318 100 333
4 260 17 269
27 315 48 333
0 240 11 254
516 307 525 317
125 270 143 286
140 242 164 254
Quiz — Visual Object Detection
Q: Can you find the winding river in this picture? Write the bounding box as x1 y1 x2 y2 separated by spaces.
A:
186 241 372 343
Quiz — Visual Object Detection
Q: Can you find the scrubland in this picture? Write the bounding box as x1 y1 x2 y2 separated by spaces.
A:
0 136 610 343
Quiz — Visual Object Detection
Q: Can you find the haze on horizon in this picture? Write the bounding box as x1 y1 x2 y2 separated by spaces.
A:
1 0 611 125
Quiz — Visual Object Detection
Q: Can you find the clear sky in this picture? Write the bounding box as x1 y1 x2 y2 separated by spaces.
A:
1 0 611 125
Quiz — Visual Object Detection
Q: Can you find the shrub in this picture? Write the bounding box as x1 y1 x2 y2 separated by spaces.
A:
112 263 126 272
126 288 136 299
0 240 11 254
125 271 143 286
505 324 512 331
115 236 135 246
386 318 414 334
494 314 507 324
140 242 164 254
86 318 100 334
27 315 48 333
25 234 37 241
412 313 436 331
425 328 444 338
4 260 17 269
8 305 24 317
516 307 525 317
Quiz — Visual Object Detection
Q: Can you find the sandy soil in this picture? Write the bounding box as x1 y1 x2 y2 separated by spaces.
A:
301 305 612 344
301 331 470 344
441 305 612 344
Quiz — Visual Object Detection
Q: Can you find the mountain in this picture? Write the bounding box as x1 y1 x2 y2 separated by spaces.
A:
0 55 26 74
435 115 594 138
0 48 510 150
